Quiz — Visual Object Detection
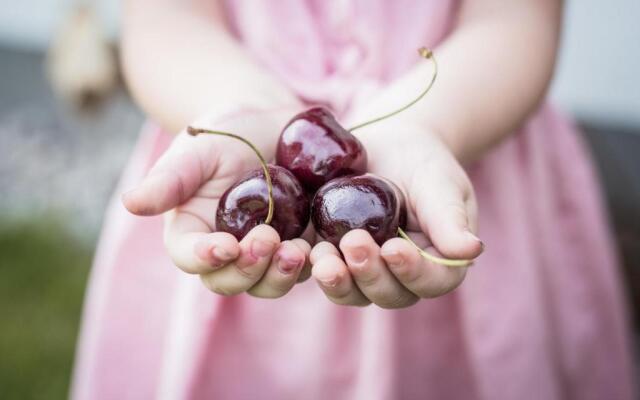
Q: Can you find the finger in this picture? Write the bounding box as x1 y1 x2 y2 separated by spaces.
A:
122 133 209 216
248 240 307 298
340 230 418 309
200 225 279 296
310 241 341 265
312 254 370 307
412 177 483 259
466 192 479 234
381 237 467 298
162 208 240 274
179 231 240 274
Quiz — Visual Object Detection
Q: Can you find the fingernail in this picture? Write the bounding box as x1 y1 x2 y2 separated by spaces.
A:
346 247 368 266
250 240 276 259
465 231 484 250
319 276 339 288
315 268 340 287
277 256 301 275
381 250 404 267
211 246 233 266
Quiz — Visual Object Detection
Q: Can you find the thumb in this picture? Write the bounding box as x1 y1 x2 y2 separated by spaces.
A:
122 148 204 216
412 182 483 260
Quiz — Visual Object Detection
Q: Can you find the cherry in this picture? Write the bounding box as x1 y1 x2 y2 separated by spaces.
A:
188 47 475 266
276 48 439 193
276 107 367 192
216 165 309 240
187 127 309 241
309 48 473 267
312 173 473 267
311 174 407 246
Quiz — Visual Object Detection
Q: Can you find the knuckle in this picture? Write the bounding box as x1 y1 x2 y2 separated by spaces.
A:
233 263 263 280
327 290 365 307
393 264 423 286
376 292 418 309
247 286 286 299
417 284 450 299
380 297 417 309
414 272 445 299
260 276 296 297
353 269 381 287
200 276 237 296
326 286 371 307
416 273 465 299
330 295 370 307
164 241 199 275
171 258 197 274
329 289 353 303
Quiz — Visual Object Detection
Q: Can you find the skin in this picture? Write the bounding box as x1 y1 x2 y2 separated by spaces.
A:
122 0 562 307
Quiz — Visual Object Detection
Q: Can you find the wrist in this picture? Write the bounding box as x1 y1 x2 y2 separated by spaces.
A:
187 103 302 161
199 101 301 130
355 116 471 167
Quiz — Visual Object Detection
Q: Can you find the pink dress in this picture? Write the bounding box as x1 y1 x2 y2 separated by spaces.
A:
71 1 635 399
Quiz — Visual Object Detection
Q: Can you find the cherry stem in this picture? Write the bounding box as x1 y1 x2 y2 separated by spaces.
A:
349 47 438 132
187 126 274 225
397 227 473 268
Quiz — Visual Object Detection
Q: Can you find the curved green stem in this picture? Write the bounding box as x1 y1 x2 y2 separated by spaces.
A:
397 227 472 268
349 47 438 132
187 126 274 224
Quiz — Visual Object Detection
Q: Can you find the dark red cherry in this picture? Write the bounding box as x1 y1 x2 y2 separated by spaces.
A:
276 107 367 192
311 174 407 246
216 165 309 241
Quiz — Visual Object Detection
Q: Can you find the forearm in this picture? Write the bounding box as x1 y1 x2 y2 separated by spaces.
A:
122 0 301 133
351 0 562 163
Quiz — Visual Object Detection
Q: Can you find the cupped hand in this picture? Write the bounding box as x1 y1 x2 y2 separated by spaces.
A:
122 112 312 298
310 120 483 308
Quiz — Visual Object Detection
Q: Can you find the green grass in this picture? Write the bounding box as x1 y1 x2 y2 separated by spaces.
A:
0 217 92 399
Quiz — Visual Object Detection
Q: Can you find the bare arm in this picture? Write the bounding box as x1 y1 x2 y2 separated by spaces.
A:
308 0 562 307
121 1 313 301
122 0 301 133
351 0 562 163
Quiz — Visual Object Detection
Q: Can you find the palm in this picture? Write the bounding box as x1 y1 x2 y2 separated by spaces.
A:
123 120 314 299
172 142 254 236
306 123 483 308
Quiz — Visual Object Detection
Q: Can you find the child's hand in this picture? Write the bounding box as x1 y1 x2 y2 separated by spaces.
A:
310 120 483 308
123 113 311 298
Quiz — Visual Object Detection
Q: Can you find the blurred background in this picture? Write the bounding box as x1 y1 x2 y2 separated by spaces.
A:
0 1 639 398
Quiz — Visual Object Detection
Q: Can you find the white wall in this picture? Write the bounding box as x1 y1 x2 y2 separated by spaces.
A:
550 0 640 127
0 0 120 48
0 0 638 127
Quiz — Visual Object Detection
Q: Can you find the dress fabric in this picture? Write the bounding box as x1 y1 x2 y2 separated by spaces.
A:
71 1 635 399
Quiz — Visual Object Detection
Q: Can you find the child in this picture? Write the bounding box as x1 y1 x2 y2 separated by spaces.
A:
72 1 634 399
